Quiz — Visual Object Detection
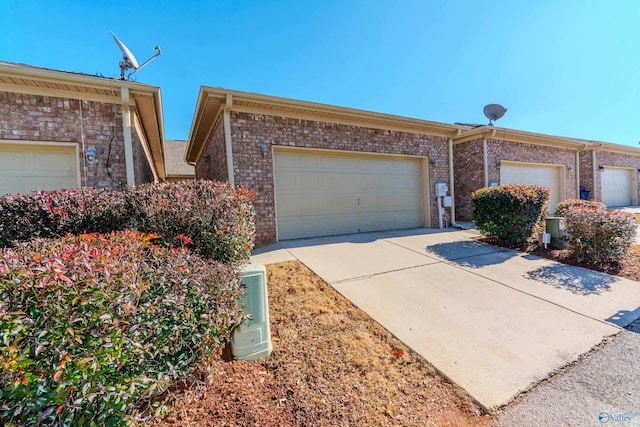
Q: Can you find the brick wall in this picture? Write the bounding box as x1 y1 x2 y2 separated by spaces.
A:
453 139 484 221
133 130 154 185
195 115 226 181
208 111 450 247
453 138 578 221
0 91 153 189
578 150 594 199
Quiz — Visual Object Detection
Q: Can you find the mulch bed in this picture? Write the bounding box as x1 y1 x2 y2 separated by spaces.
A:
514 244 640 283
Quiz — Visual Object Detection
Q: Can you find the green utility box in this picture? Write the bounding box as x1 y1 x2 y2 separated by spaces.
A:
545 217 566 249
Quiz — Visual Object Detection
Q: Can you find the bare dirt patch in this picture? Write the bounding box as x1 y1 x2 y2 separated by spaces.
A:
152 261 489 427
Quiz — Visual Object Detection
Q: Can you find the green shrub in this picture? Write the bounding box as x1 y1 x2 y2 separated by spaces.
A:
555 199 606 218
0 231 247 426
0 188 132 248
472 184 550 246
562 206 636 263
131 180 256 263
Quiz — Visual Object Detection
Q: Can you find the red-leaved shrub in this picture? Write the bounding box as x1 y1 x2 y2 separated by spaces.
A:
0 231 247 426
130 180 256 263
0 181 256 264
0 187 131 247
561 204 636 263
555 199 606 218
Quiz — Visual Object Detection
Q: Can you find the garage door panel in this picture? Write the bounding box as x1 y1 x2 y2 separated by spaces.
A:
0 150 26 170
501 163 562 213
287 215 360 239
393 160 420 174
359 213 393 232
601 168 633 207
319 156 350 171
394 212 422 228
275 150 423 240
298 155 320 169
0 143 78 196
35 151 75 173
274 153 296 169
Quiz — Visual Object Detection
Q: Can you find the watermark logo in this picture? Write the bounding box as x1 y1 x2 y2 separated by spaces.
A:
599 411 640 424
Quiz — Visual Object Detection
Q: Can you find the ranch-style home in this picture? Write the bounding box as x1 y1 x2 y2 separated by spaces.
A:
185 87 640 247
185 87 460 247
0 61 166 194
2 60 638 247
452 126 640 221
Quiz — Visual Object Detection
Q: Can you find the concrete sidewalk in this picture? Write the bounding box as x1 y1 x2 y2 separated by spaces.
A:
251 228 640 411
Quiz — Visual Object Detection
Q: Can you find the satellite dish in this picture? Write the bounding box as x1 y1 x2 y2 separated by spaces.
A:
483 104 507 125
110 31 161 80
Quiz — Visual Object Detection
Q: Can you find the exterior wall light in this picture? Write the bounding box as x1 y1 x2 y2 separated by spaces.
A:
599 165 605 172
261 144 270 158
202 152 211 163
85 146 97 166
567 165 574 173
431 157 439 167
496 160 502 168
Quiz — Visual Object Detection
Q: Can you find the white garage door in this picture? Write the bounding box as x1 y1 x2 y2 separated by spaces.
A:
601 167 634 207
274 150 424 240
0 143 79 196
500 162 564 213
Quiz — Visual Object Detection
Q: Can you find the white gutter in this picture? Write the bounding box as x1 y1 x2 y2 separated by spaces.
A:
223 94 235 186
592 143 604 202
120 87 135 187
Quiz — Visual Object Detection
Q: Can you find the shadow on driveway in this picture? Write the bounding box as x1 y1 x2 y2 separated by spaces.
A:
607 307 640 328
425 240 515 267
524 264 618 295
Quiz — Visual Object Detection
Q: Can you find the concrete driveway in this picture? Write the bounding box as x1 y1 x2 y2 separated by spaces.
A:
251 228 640 411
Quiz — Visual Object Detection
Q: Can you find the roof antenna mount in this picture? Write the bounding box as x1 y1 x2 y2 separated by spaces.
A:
483 104 507 125
110 31 161 80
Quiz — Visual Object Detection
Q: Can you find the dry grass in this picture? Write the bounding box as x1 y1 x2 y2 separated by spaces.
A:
152 261 489 426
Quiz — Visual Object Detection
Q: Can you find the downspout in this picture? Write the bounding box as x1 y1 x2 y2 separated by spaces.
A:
120 87 135 187
592 150 598 201
482 137 488 188
187 161 198 179
592 143 604 202
223 94 235 186
448 134 462 229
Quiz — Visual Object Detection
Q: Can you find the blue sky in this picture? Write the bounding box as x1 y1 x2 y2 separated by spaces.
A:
2 1 640 146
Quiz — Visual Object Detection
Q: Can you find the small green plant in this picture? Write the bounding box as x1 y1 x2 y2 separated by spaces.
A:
472 184 550 246
0 231 247 426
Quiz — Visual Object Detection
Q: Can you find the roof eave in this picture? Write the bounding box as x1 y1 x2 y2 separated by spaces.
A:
453 125 592 150
186 86 462 163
